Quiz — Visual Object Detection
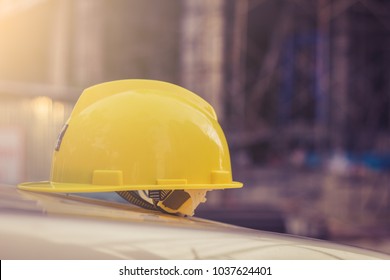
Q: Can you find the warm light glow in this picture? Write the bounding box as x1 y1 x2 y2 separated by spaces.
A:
31 96 52 119
53 101 65 122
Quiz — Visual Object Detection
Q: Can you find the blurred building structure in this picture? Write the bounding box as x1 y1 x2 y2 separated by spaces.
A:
0 0 389 251
219 0 390 250
0 0 182 183
224 0 390 159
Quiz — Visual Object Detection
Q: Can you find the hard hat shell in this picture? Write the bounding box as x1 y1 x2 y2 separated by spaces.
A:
18 80 242 193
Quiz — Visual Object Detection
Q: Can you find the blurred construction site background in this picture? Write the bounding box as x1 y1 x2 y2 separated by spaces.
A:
0 0 389 253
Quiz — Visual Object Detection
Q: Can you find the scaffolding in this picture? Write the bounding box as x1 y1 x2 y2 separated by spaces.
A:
224 0 390 159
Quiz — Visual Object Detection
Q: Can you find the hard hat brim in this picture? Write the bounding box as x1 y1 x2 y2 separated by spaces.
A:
17 181 243 193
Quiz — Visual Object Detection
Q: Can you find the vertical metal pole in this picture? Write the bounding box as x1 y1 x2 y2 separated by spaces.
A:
316 0 330 127
230 0 248 127
330 2 349 150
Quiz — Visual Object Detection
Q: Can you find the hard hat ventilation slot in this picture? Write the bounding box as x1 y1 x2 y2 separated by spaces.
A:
55 124 68 151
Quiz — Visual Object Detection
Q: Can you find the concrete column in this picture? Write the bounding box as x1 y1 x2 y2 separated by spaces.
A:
72 0 105 88
180 0 226 120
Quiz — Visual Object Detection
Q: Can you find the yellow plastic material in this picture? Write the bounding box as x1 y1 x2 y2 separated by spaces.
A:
18 80 242 193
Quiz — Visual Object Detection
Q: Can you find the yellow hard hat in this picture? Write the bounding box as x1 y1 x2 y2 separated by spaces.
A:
18 79 242 215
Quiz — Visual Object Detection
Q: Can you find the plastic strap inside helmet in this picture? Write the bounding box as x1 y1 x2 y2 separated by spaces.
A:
117 189 192 215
